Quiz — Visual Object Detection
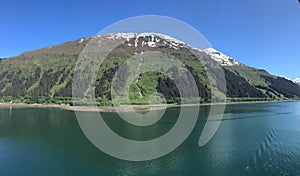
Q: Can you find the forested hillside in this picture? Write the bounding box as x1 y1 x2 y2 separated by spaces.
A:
0 33 299 105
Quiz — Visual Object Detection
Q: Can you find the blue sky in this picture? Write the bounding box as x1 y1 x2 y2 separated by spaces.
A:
1 0 299 79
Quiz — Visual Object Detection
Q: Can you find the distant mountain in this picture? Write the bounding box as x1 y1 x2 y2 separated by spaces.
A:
0 32 299 105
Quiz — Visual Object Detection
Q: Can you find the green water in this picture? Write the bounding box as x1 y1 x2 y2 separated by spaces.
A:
0 102 300 175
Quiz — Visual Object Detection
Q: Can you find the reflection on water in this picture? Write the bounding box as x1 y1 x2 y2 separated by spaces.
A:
0 102 300 175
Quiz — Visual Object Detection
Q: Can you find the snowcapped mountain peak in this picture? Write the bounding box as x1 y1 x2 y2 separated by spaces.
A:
292 78 300 85
103 32 186 44
202 48 242 66
89 33 243 66
98 32 187 50
105 33 136 40
138 32 186 45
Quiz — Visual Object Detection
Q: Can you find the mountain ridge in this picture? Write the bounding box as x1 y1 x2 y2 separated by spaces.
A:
0 32 299 105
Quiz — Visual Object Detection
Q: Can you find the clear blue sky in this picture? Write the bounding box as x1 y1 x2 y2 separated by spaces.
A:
1 0 300 79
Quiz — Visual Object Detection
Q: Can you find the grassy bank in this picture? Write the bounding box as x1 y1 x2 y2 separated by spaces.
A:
0 96 299 112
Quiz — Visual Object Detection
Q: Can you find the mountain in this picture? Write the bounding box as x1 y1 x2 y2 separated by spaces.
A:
202 48 242 66
292 78 300 85
0 32 299 105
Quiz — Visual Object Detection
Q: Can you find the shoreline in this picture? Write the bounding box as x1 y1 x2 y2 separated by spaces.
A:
0 99 299 112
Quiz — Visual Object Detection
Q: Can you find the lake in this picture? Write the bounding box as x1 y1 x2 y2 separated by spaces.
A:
0 101 300 175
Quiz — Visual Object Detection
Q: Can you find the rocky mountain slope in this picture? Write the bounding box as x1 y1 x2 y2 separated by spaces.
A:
0 33 299 105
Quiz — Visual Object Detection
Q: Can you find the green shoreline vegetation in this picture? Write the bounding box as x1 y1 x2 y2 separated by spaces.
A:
0 96 299 112
0 95 297 106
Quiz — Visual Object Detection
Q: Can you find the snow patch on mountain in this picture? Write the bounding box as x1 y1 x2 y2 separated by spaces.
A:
105 33 136 40
79 39 85 43
202 48 241 66
91 33 243 66
292 78 300 85
136 32 186 45
101 32 186 50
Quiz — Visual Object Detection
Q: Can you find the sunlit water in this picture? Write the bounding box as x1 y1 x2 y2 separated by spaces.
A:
0 102 300 175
